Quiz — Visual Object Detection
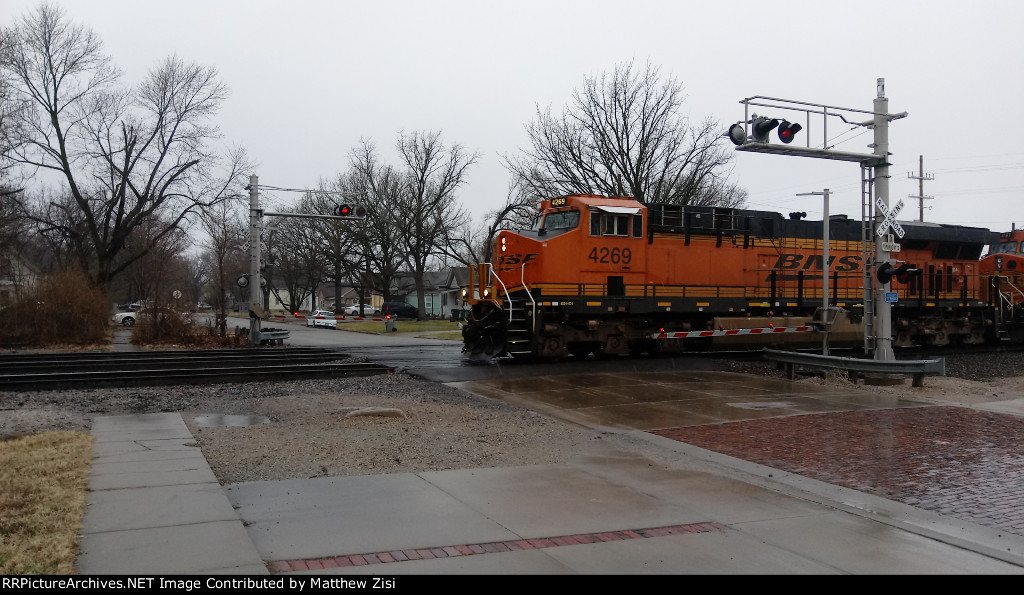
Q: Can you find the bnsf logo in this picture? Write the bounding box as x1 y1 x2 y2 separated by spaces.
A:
773 254 861 272
500 253 538 265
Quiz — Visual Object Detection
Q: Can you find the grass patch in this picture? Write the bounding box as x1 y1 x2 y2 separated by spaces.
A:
0 431 94 575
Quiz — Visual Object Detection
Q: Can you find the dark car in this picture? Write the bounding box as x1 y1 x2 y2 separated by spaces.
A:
381 301 418 320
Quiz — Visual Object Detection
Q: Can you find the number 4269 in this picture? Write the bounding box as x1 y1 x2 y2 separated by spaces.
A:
588 247 631 264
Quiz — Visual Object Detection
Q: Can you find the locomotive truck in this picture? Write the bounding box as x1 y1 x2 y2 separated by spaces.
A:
461 193 1020 359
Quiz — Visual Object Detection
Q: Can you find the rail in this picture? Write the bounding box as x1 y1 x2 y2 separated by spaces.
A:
762 348 945 387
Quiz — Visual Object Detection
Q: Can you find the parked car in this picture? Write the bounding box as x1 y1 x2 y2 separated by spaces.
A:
305 309 337 329
113 311 137 327
343 304 380 316
112 307 189 327
381 301 418 320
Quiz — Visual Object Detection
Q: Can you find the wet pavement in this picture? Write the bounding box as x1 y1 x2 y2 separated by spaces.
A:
454 370 1024 541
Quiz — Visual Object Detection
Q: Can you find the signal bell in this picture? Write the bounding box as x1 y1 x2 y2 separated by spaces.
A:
727 123 746 145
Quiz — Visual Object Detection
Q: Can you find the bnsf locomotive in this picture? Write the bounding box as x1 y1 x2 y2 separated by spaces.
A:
461 193 1023 359
979 228 1024 342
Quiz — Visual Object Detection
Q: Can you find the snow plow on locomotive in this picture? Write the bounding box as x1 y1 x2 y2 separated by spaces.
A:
461 194 1020 359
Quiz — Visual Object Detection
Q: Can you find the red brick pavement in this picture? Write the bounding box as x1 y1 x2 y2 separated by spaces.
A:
267 522 726 573
651 406 1024 537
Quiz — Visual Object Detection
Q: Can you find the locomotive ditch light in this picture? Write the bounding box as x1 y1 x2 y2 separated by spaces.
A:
778 120 802 144
751 116 779 143
727 123 747 145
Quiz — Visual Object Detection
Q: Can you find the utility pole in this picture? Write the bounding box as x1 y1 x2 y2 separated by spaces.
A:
248 174 262 346
907 155 934 221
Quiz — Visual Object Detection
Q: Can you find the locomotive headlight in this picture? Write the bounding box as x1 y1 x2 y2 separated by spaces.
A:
483 288 491 298
500 237 507 252
461 289 467 298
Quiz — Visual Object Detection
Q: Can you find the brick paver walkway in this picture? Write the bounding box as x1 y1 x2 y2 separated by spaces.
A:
652 406 1024 536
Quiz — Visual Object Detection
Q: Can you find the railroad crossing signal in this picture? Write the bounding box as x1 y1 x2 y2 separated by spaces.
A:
877 262 920 284
335 204 367 219
728 117 802 146
778 121 802 144
751 116 779 142
875 198 905 239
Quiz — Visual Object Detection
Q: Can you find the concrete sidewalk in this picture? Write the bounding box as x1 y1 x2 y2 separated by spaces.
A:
77 412 1024 575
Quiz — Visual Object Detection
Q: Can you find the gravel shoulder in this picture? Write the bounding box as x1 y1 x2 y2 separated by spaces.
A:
3 352 1023 485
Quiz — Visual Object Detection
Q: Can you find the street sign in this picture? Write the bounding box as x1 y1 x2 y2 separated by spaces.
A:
875 198 905 239
885 292 898 303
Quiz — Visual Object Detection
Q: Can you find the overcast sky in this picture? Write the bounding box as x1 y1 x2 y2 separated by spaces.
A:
5 0 1023 232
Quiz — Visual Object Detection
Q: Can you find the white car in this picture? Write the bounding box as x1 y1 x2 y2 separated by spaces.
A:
305 310 337 329
113 311 137 327
343 304 380 316
112 308 190 327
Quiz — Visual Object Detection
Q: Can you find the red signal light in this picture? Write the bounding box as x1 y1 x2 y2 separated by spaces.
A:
778 121 802 144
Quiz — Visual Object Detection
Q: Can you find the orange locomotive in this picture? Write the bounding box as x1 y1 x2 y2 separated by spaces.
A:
461 194 1008 359
979 228 1024 342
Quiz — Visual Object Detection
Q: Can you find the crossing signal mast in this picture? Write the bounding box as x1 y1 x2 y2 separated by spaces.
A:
726 79 908 361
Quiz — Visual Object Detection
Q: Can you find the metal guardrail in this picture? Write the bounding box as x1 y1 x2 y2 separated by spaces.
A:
762 349 945 387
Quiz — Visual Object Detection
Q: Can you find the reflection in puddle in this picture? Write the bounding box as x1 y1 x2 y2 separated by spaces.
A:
194 414 271 427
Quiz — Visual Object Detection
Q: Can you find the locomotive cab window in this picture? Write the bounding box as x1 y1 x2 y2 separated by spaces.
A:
993 241 1021 255
589 206 642 237
532 209 579 235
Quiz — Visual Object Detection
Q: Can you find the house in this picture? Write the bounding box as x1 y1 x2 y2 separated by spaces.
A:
396 267 471 320
0 251 40 308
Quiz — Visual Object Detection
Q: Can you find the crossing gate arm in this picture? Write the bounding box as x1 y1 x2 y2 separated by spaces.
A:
652 326 813 340
762 349 945 387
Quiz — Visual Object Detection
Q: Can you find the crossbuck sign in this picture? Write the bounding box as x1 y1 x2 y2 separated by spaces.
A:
876 198 905 238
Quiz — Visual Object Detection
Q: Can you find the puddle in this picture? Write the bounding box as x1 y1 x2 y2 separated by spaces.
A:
194 414 271 427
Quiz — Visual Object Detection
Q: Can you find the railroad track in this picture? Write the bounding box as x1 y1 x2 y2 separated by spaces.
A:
0 347 391 391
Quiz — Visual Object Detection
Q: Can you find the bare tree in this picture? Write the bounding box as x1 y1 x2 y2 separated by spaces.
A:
394 131 477 318
505 60 740 207
302 184 363 311
443 179 538 266
0 3 250 291
348 139 416 303
264 209 324 315
200 198 246 336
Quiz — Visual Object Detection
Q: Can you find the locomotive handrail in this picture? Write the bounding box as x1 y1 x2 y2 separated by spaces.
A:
484 262 514 323
520 261 537 323
762 349 944 388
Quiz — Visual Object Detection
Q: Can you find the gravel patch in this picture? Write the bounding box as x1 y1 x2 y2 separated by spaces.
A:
0 373 594 484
